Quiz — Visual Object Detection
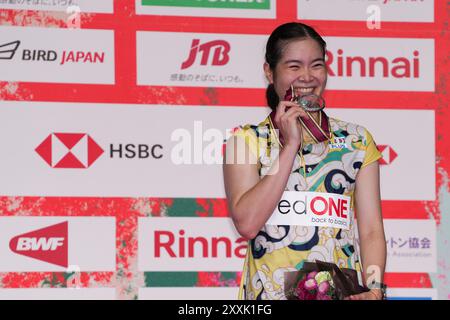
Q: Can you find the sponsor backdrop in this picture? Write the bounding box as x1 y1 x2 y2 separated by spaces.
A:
0 0 448 300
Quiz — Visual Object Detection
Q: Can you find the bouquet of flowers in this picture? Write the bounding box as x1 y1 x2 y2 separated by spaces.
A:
285 260 370 300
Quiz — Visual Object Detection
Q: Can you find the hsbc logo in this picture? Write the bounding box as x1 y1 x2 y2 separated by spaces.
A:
35 132 164 168
181 39 230 70
378 145 398 165
35 133 104 169
0 40 20 60
9 221 68 268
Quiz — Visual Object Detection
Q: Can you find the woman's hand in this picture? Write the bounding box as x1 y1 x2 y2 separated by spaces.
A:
273 101 308 149
345 289 383 300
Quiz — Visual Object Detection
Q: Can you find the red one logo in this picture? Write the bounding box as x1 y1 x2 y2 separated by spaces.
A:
35 133 104 168
181 39 230 70
9 221 68 268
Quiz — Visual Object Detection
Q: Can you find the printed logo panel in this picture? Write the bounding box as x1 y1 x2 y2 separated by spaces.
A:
298 0 434 22
267 191 352 230
0 217 116 272
327 109 435 201
0 288 116 300
137 32 434 92
325 37 434 92
0 101 269 198
138 217 246 271
139 287 239 300
9 221 68 268
135 0 276 18
386 288 437 300
0 102 434 201
0 26 115 84
137 32 267 88
383 219 436 273
0 0 114 13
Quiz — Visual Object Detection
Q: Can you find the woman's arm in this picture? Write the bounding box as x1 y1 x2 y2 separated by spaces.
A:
352 160 387 299
223 134 299 240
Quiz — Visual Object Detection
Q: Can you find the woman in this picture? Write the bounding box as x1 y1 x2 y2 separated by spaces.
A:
223 22 387 300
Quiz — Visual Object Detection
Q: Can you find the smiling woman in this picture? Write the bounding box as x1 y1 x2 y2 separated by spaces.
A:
222 22 387 300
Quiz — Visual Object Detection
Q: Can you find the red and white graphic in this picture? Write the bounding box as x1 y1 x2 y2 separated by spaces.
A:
297 0 434 22
137 33 434 92
181 39 230 70
266 191 352 230
9 222 68 268
327 108 435 201
0 26 115 84
0 0 113 13
135 0 276 18
383 219 436 273
35 133 104 169
139 217 246 271
378 145 398 165
324 37 435 92
137 32 266 88
0 288 117 300
0 217 116 272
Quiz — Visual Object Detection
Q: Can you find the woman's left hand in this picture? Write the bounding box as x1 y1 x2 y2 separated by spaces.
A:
345 289 383 300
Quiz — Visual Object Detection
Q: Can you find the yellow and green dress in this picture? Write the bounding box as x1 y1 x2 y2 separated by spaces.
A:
232 114 382 300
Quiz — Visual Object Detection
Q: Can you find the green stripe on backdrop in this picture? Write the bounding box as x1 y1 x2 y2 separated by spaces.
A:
166 199 200 217
141 0 270 10
165 198 227 217
144 272 238 287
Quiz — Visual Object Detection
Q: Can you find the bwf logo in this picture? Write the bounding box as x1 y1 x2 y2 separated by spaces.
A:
35 133 104 168
9 221 68 268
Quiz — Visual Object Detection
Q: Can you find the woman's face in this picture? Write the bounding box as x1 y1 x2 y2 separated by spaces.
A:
265 38 327 101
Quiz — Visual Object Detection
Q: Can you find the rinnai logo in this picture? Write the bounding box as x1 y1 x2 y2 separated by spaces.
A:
9 222 68 268
326 49 420 79
0 40 20 60
35 133 104 168
154 229 247 259
378 145 398 165
181 39 230 70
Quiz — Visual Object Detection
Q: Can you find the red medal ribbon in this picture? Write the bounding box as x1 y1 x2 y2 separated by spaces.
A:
269 109 331 146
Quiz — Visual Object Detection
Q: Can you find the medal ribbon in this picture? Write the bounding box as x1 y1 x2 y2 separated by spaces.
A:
269 110 331 145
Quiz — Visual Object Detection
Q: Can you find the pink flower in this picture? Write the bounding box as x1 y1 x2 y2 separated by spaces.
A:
307 271 318 280
318 281 330 294
304 278 318 291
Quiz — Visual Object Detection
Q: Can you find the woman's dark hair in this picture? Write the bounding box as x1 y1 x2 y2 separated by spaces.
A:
265 22 327 110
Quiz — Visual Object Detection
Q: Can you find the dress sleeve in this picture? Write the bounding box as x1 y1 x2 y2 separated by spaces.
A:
230 124 259 160
361 128 382 168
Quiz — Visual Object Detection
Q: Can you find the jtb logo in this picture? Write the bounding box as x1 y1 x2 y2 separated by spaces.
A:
181 39 230 70
9 221 68 268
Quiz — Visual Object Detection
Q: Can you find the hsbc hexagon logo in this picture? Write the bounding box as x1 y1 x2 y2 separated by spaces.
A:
378 145 398 165
35 133 104 168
